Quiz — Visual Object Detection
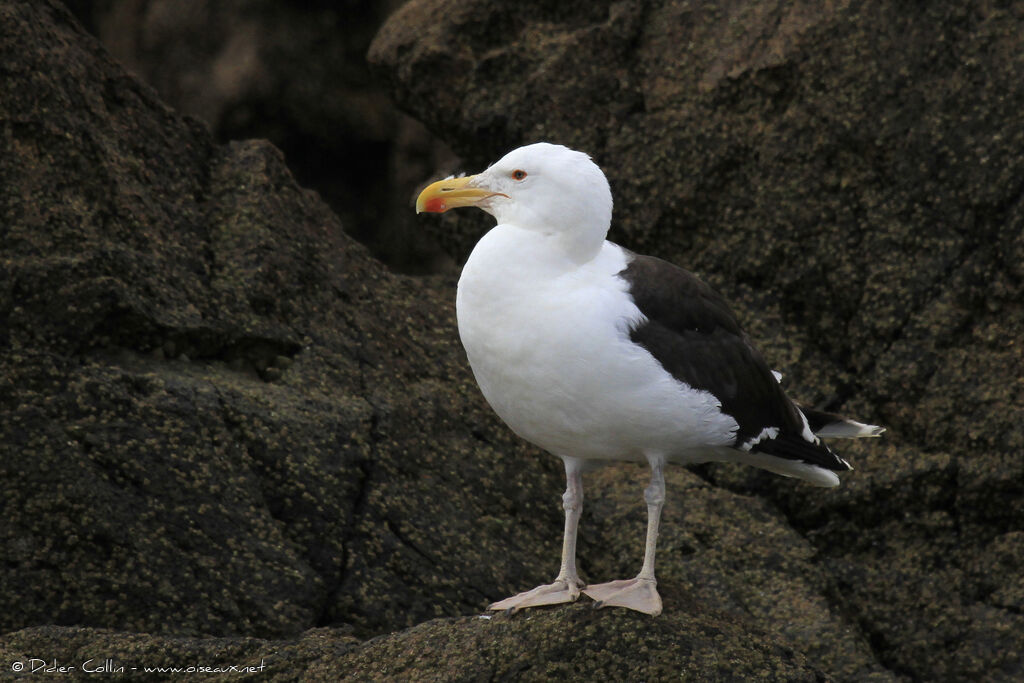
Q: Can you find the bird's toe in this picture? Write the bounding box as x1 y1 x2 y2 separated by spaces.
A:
583 577 662 616
488 577 583 612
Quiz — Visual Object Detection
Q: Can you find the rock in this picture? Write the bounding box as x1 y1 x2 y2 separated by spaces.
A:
370 0 1024 679
1 613 824 681
64 0 457 273
0 0 551 644
3 0 1022 680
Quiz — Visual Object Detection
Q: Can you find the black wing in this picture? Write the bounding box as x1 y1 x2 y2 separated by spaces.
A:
618 252 849 472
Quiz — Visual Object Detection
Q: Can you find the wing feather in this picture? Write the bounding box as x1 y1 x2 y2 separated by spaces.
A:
618 252 849 472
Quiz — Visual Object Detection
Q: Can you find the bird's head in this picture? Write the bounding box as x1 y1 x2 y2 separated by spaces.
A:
417 143 613 257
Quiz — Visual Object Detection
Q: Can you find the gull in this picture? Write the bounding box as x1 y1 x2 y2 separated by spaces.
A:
416 142 883 615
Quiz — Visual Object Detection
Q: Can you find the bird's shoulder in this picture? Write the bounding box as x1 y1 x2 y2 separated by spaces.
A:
616 250 744 338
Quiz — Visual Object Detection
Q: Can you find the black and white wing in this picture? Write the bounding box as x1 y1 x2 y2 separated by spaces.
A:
618 252 851 473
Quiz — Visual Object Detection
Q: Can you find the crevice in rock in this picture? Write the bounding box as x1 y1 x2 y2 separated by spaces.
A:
118 321 302 382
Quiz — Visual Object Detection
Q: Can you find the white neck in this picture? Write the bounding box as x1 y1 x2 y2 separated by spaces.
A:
551 227 606 265
489 200 610 266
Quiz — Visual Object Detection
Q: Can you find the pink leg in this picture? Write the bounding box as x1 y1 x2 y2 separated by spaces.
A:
489 457 585 611
583 454 664 616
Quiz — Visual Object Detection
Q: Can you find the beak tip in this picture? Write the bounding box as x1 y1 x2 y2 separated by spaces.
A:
415 174 483 215
417 196 447 214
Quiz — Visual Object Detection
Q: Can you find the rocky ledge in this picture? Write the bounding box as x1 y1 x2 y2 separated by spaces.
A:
1 0 1021 680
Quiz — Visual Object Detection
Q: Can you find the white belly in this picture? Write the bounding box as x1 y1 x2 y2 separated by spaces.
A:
456 226 737 463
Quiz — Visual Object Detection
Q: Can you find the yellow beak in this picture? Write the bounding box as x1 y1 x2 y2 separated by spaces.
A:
415 174 508 213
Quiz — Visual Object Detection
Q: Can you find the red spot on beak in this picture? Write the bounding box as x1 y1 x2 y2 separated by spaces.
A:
423 197 446 213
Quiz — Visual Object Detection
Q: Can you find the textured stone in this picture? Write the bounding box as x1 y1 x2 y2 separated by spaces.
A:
3 0 1023 680
0 0 547 642
64 0 456 273
1 615 824 681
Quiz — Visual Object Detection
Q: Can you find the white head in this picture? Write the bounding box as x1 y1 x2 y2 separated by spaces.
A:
417 143 613 261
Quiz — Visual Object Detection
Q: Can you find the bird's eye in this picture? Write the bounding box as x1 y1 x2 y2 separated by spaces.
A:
512 169 527 181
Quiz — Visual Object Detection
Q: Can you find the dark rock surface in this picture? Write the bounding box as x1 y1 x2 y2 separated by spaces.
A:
63 0 456 274
2 0 1022 680
2 610 826 681
1 0 554 647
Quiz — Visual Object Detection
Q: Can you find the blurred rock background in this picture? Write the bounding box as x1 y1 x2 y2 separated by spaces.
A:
63 0 458 274
1 0 1022 680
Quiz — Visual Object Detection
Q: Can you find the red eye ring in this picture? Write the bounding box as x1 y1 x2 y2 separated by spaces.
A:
512 169 527 181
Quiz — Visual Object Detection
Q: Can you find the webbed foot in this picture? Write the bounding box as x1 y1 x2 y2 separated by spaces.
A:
583 577 662 616
489 577 584 612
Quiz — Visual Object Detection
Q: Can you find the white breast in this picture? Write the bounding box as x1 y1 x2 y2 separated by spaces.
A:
456 225 738 463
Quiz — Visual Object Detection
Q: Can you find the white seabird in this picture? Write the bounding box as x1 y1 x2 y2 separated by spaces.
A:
416 142 883 616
